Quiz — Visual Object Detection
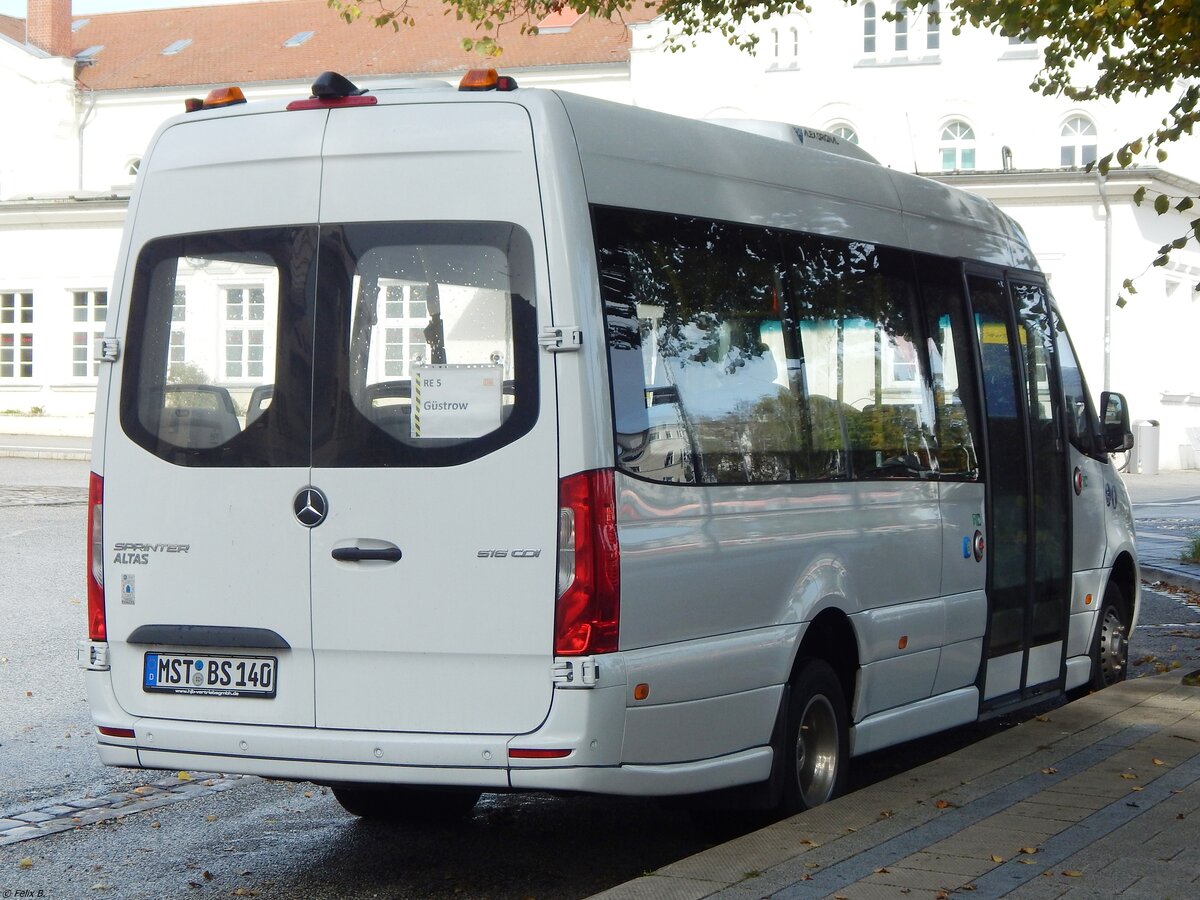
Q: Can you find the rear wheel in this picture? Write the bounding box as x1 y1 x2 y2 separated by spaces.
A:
1089 584 1130 691
782 659 849 815
331 785 482 823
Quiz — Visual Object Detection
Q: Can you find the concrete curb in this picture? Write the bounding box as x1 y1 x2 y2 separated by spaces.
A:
0 447 90 461
1141 564 1200 595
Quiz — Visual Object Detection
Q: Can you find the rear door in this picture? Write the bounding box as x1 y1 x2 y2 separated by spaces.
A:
307 102 559 733
103 111 322 727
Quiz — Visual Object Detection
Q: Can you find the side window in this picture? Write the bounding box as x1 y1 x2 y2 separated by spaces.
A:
916 255 981 478
311 221 538 468
788 235 937 480
596 206 937 485
596 208 804 485
1051 309 1098 455
121 228 311 466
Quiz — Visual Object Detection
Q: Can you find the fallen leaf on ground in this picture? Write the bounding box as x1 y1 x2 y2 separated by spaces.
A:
935 799 957 809
1062 870 1083 877
990 854 1005 863
18 857 33 869
1041 767 1058 775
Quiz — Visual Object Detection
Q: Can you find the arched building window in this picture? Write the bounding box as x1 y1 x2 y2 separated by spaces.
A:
940 120 976 171
1060 116 1098 168
864 3 877 53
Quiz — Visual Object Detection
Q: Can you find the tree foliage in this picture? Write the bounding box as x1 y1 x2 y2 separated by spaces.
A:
330 0 1200 292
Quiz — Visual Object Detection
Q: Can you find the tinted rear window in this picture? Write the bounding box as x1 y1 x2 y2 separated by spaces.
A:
121 222 538 467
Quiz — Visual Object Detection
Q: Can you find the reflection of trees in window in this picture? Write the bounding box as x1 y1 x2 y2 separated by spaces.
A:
596 207 938 485
596 209 802 484
788 237 936 479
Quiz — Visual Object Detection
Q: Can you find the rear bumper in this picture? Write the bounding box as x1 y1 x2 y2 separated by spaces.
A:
81 662 774 796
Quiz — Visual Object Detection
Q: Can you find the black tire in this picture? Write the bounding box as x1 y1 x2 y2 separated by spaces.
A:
331 785 481 823
1089 583 1130 691
782 659 849 815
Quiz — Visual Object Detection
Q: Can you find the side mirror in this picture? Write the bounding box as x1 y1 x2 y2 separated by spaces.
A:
1099 391 1134 453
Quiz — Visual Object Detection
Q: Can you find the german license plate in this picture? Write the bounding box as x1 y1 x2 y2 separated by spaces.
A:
143 652 277 698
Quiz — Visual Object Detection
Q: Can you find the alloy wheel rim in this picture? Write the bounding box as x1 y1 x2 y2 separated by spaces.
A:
795 693 839 807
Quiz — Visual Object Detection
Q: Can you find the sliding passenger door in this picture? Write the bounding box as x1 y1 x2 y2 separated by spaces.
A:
969 273 1071 705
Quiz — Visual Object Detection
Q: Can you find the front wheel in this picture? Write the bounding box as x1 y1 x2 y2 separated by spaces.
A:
332 784 482 823
1089 584 1130 691
782 659 849 815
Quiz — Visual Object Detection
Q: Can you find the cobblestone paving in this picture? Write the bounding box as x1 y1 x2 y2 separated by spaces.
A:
0 773 253 846
0 485 87 507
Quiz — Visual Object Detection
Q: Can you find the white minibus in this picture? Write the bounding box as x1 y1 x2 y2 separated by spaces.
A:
79 69 1139 820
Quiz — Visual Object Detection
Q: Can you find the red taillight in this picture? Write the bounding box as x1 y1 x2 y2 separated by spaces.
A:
87 472 106 641
555 469 620 655
97 726 134 739
508 748 571 760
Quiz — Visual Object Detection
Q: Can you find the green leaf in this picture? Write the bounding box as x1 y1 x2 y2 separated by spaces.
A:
1154 194 1171 215
1172 237 1189 249
1176 197 1195 213
1133 186 1147 205
1116 296 1128 309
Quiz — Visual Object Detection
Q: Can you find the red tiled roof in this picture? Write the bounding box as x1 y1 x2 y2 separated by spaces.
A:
0 13 25 44
63 0 652 91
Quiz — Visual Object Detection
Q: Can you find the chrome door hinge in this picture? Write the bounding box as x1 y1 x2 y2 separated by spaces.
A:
539 325 582 353
99 338 121 362
552 657 599 687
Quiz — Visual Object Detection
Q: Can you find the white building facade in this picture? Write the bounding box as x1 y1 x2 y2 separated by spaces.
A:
1 1 1198 467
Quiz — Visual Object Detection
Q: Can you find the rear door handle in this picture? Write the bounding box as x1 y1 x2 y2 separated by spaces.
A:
331 546 403 563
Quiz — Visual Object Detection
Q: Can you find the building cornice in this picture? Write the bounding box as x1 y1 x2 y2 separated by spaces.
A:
0 192 130 227
932 167 1200 203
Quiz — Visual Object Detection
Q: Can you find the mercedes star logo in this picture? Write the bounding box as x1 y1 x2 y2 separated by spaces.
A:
293 487 328 528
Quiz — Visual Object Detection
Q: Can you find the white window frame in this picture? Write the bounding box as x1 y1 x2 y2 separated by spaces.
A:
374 282 429 380
940 120 977 171
1060 115 1098 168
0 292 34 380
222 284 268 381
